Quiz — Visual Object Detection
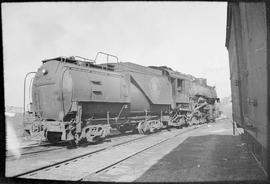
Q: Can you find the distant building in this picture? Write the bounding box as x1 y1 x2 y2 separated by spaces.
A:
5 106 24 114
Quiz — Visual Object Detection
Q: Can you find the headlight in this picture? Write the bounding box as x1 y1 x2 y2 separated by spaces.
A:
42 68 48 75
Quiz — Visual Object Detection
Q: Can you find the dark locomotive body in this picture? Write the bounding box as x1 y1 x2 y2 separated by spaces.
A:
24 52 219 143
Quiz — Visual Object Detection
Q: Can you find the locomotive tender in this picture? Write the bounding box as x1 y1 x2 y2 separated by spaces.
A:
24 52 219 144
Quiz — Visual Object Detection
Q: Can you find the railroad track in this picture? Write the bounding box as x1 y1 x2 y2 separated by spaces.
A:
10 133 150 178
14 125 203 180
6 141 68 159
6 146 64 159
7 126 186 159
6 130 138 159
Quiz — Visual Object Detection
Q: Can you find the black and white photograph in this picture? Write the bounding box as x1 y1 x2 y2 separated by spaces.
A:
2 1 269 183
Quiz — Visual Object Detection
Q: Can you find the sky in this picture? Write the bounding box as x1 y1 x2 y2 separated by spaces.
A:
2 2 230 108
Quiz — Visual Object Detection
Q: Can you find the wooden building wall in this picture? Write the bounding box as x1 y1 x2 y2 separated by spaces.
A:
226 2 269 175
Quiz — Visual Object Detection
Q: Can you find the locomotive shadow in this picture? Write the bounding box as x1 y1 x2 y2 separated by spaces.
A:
67 130 141 149
37 141 71 148
135 134 267 182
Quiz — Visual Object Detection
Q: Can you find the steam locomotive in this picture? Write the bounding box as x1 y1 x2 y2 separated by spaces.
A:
23 52 219 144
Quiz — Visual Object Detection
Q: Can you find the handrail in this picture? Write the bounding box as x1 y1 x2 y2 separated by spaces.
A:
116 104 128 120
28 77 34 110
94 52 119 64
94 52 119 71
23 72 36 117
74 56 95 63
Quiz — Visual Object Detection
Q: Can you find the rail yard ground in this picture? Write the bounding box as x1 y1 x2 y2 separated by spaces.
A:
135 119 268 182
5 118 268 182
84 118 268 182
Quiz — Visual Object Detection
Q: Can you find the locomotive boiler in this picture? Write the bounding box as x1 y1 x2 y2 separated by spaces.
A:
23 52 219 144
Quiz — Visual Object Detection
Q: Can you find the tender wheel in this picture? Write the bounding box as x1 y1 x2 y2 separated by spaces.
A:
118 126 126 134
150 120 162 132
23 129 31 137
67 139 78 149
190 117 199 125
132 128 139 134
83 125 108 143
137 121 146 134
47 131 62 143
178 118 186 128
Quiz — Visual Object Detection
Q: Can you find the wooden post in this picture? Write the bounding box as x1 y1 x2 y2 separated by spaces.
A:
233 121 236 135
107 112 110 125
